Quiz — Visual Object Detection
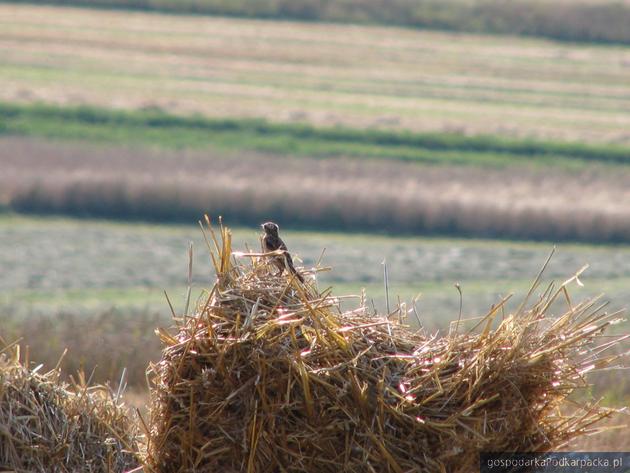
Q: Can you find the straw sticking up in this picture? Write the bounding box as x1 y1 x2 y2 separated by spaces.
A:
0 343 141 472
143 218 626 473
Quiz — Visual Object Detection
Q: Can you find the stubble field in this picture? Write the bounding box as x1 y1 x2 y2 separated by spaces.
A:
0 2 629 454
1 4 628 242
1 4 630 144
2 214 629 450
2 213 629 368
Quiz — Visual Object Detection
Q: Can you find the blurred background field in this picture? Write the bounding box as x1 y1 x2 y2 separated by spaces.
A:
3 135 630 242
0 0 629 453
1 4 630 144
3 0 630 44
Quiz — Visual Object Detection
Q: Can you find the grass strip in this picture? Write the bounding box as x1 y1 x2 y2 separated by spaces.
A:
1 102 628 167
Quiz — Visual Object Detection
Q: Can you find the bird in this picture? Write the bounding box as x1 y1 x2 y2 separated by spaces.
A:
261 222 304 283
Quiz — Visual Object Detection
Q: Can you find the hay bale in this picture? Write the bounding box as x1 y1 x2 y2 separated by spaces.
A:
145 222 624 473
0 344 141 472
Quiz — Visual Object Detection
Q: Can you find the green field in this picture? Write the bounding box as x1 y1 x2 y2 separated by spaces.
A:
3 103 629 167
1 4 629 145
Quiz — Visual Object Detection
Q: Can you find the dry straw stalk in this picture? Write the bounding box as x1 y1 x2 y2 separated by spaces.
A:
144 219 627 473
0 343 141 472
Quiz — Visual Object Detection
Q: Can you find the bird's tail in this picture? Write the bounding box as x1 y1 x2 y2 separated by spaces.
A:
284 254 305 283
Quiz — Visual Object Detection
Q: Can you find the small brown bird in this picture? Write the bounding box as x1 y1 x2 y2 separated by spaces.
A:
261 222 304 283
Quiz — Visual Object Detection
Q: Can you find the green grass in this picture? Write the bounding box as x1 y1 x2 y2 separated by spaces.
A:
2 102 628 168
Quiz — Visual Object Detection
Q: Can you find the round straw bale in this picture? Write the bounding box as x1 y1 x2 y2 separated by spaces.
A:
144 225 621 473
0 347 141 473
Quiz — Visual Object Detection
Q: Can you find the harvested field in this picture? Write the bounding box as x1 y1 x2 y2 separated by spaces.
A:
1 217 628 458
2 213 630 318
1 0 628 462
4 0 630 44
2 137 629 242
2 214 629 396
1 4 630 144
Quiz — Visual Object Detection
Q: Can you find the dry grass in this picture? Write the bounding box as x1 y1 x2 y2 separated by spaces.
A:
1 308 166 389
569 414 630 452
1 4 629 144
7 0 630 44
5 0 630 44
142 220 627 471
1 217 628 465
2 137 630 242
0 342 141 472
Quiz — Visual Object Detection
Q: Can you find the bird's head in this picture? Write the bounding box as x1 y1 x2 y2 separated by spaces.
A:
261 221 279 235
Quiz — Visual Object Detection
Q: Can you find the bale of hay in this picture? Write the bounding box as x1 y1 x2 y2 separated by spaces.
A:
144 221 625 473
0 344 141 472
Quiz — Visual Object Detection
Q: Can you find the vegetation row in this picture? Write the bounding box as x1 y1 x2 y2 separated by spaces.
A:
2 102 628 167
3 0 630 44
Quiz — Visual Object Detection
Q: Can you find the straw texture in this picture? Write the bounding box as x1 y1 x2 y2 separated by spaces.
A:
0 344 141 473
144 220 625 473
